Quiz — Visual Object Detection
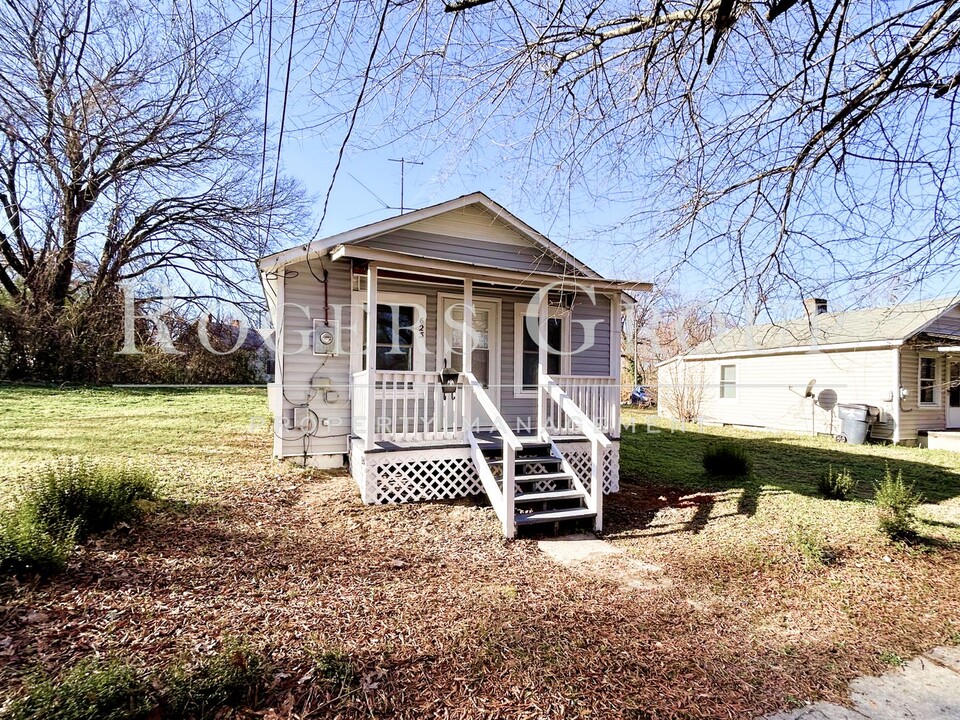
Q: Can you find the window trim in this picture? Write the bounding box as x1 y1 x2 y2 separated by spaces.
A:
513 303 571 398
918 352 941 408
350 291 429 375
718 362 738 401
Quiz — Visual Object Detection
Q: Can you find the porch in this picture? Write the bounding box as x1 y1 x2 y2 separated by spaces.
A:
349 369 621 537
346 257 625 538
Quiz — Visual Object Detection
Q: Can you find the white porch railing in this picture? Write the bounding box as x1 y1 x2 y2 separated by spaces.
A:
547 375 620 438
353 370 463 446
537 372 613 531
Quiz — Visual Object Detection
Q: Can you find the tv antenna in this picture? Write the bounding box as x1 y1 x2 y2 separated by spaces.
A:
388 157 423 214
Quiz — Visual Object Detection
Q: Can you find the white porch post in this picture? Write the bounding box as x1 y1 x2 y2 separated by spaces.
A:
611 294 622 439
537 290 548 440
462 278 473 430
365 263 378 451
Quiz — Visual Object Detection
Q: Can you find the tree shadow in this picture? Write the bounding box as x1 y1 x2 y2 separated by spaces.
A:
611 420 960 537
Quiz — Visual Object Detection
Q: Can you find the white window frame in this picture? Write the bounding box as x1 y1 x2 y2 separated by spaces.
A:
350 291 429 375
718 362 738 401
918 352 941 408
513 303 571 397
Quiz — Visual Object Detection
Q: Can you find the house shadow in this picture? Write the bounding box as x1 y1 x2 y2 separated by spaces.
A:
607 421 960 538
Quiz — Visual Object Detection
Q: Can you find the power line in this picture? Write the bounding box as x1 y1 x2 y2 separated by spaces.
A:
257 0 274 205
262 0 299 252
308 0 392 244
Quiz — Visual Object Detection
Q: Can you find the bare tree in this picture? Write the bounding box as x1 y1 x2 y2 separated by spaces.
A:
0 0 304 381
299 0 960 314
622 290 720 401
658 360 707 423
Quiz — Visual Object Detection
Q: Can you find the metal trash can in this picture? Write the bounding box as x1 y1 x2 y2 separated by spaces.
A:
836 403 880 444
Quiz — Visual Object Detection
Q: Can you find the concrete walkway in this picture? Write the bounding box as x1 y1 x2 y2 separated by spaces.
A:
763 646 960 719
537 532 671 591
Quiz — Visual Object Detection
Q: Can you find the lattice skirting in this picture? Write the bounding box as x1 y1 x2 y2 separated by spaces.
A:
349 439 620 505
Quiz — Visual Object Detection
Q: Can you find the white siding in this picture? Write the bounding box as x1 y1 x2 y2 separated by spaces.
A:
361 229 569 274
898 345 945 439
276 258 355 459
658 349 898 438
404 205 532 246
274 266 618 458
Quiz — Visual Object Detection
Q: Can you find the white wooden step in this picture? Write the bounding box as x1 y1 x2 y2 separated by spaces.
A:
514 489 584 503
488 455 560 466
514 508 596 525
515 472 572 482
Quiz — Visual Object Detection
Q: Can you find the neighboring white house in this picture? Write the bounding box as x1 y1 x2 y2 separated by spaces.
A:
258 192 650 537
657 297 960 446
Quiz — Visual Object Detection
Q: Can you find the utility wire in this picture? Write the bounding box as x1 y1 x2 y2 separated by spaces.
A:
257 0 274 204
308 0 392 244
263 0 300 251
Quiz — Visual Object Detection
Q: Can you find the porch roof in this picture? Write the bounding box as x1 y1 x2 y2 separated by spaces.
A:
330 243 651 296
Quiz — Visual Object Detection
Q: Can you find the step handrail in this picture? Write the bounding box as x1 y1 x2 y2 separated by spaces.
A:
539 374 613 449
463 372 521 537
538 372 612 531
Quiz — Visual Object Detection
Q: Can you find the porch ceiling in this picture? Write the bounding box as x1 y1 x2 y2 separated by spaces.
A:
329 243 652 295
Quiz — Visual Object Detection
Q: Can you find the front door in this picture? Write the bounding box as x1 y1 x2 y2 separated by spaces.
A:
439 296 500 428
949 360 960 428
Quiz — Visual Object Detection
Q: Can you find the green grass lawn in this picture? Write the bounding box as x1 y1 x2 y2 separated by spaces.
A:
619 408 960 544
0 385 288 503
1 389 958 719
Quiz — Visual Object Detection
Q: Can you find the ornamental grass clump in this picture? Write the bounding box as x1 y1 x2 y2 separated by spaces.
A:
874 464 923 541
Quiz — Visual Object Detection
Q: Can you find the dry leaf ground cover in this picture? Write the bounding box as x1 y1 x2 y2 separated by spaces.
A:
0 388 959 718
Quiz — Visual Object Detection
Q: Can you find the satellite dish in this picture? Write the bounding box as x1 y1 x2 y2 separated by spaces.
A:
804 379 817 398
816 389 838 412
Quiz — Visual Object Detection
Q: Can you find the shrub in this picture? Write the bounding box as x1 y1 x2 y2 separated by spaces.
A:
21 459 157 541
313 649 358 691
788 524 835 565
0 509 74 578
819 465 858 500
163 641 268 719
874 465 923 541
701 442 751 477
5 658 154 720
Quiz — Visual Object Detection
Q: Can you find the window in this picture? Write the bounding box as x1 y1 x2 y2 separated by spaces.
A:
919 355 940 406
354 292 427 373
719 364 737 399
371 304 416 371
514 306 568 394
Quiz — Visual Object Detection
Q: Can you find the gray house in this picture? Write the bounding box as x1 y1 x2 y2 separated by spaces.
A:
657 297 960 447
258 193 649 536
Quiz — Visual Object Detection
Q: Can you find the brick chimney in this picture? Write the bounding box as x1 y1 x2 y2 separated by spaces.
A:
803 298 828 316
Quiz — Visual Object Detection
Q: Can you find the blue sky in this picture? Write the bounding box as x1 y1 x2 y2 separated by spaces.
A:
255 1 960 323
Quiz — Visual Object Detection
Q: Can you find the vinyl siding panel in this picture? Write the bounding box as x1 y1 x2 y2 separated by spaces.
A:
276 268 618 458
898 346 945 439
361 229 570 274
923 306 960 337
278 258 355 458
658 349 898 439
403 204 532 246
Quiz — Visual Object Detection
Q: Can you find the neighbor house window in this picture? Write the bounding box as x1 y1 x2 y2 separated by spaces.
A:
515 306 568 393
919 355 940 406
719 364 737 399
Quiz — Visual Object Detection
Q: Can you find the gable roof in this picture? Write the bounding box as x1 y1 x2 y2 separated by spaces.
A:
680 298 960 360
258 192 602 279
